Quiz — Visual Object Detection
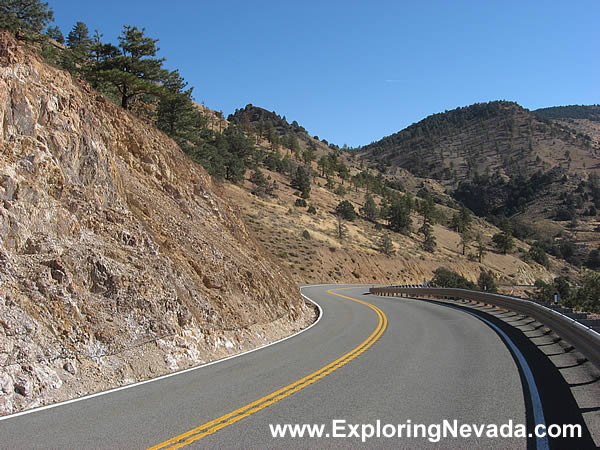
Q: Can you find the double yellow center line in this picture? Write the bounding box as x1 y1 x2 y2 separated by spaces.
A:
149 287 387 449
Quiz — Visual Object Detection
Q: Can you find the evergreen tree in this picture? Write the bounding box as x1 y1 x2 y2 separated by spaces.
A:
223 127 254 183
387 197 412 234
419 221 436 252
379 197 391 222
45 25 63 43
451 206 472 233
336 214 348 242
478 270 497 292
90 25 167 110
250 169 271 197
156 69 206 151
360 194 378 222
378 234 395 256
302 147 316 165
492 231 514 254
337 162 350 185
335 200 356 221
459 230 472 256
64 21 92 72
291 166 311 199
420 197 437 224
476 233 487 263
423 233 436 253
66 21 91 51
0 0 54 38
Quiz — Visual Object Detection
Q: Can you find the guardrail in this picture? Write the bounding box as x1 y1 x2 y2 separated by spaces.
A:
370 286 600 369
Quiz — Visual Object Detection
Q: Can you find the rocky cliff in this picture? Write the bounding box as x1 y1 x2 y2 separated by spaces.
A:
0 32 311 415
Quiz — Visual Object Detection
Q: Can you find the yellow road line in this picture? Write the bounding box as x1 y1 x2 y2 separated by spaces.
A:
149 287 387 449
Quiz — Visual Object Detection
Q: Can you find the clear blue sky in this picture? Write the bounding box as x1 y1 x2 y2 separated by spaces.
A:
48 0 599 147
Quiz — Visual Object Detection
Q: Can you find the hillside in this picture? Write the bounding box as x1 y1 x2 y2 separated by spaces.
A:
356 101 600 267
206 104 579 297
0 32 312 415
358 101 598 183
535 105 600 122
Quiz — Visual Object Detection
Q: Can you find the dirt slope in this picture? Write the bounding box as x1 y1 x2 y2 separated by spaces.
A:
0 32 311 415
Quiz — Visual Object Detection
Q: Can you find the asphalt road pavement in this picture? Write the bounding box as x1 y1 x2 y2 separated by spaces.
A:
0 285 592 448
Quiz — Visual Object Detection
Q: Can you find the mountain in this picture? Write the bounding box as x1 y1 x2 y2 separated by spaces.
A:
214 103 580 300
355 101 600 265
535 105 600 122
0 32 311 415
535 105 600 149
358 101 597 183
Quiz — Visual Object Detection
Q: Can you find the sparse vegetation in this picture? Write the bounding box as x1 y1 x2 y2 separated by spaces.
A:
378 234 395 256
477 270 497 292
431 268 476 290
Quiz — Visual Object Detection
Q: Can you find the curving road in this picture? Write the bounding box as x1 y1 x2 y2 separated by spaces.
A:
0 285 592 448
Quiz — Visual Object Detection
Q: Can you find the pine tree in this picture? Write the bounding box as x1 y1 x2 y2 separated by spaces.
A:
335 200 356 221
476 233 487 263
451 206 472 233
336 214 348 242
66 21 91 51
90 25 167 110
156 70 206 151
360 194 378 222
387 197 412 234
45 25 63 43
291 166 311 199
420 197 437 224
478 270 497 292
459 230 471 256
0 0 54 38
419 221 436 252
63 21 92 72
302 147 316 165
378 234 395 256
493 231 514 254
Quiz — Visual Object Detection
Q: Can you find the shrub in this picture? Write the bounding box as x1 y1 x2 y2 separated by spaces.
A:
529 244 549 267
477 270 497 292
302 230 311 240
431 268 476 289
295 198 307 207
307 204 317 214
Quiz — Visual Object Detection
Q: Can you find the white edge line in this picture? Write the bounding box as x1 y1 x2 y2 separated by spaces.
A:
391 295 549 450
461 311 550 450
0 287 324 422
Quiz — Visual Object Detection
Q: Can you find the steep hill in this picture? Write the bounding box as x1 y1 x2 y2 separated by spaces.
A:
356 101 600 266
358 101 598 183
210 105 580 298
0 32 311 415
534 106 600 150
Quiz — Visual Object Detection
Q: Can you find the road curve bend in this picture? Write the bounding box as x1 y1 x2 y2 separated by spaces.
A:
0 285 592 448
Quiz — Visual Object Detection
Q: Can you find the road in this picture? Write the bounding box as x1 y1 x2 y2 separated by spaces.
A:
0 285 593 448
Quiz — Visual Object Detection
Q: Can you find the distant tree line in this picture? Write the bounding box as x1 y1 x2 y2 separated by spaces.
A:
534 105 600 122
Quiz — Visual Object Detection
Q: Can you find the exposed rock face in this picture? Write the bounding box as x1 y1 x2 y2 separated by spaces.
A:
0 32 311 414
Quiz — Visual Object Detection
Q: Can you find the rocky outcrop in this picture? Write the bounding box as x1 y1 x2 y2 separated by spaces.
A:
0 32 311 415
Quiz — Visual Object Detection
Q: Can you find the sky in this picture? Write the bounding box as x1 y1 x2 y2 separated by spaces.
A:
47 0 600 147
